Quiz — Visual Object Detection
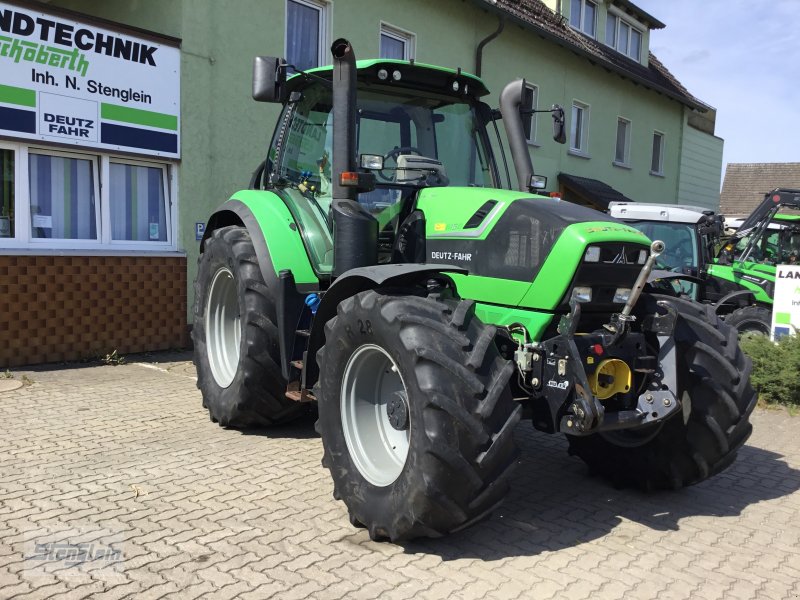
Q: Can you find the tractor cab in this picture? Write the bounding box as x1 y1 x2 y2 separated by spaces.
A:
608 202 722 300
253 60 501 272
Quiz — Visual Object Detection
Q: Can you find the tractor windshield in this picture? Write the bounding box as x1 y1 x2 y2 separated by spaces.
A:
625 220 698 297
270 82 495 198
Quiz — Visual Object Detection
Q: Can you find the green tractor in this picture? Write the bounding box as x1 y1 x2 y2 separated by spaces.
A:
193 39 755 541
709 189 800 334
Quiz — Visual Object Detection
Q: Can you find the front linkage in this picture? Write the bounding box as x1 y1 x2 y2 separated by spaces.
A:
515 240 682 436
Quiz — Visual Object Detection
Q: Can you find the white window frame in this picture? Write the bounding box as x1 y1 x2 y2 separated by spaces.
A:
379 22 416 61
102 156 175 250
0 140 21 245
605 9 645 62
570 0 597 38
0 141 178 252
285 0 331 70
569 100 590 157
25 147 101 249
613 117 631 168
522 83 539 144
651 131 665 176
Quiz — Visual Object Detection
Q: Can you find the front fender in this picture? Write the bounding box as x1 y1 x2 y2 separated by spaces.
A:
305 264 467 388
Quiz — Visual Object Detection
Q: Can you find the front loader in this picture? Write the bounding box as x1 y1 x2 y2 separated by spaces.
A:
709 189 800 334
193 39 756 542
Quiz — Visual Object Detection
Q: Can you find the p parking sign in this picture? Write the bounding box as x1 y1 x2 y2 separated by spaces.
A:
771 265 800 340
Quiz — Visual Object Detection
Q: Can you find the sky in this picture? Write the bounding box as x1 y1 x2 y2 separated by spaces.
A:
635 0 800 171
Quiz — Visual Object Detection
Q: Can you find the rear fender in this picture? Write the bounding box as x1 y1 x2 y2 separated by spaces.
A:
201 192 320 293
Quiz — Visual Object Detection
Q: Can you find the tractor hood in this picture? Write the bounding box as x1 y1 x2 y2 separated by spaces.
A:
416 187 651 310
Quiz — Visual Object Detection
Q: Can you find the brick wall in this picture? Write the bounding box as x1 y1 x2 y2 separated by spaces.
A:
0 255 188 367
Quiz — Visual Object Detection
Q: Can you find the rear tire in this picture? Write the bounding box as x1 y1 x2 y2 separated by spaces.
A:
726 305 772 337
567 295 757 490
315 290 520 542
193 226 304 428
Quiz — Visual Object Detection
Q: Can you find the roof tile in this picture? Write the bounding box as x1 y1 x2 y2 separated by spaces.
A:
720 163 800 216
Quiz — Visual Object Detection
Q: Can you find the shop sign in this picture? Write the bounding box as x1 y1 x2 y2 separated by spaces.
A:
772 265 800 340
0 2 180 158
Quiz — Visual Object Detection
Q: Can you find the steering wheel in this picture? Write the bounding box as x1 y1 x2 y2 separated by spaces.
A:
378 146 421 182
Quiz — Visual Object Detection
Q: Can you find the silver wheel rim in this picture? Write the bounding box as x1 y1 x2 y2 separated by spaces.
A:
205 266 241 388
341 344 410 487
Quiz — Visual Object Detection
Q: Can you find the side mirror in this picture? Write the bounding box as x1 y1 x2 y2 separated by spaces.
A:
551 104 566 144
253 56 286 102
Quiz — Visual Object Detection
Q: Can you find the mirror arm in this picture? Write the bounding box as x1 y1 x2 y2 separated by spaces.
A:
285 64 333 89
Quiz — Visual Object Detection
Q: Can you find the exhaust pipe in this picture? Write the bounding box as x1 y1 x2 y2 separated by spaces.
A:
331 39 358 201
499 79 534 193
330 38 377 276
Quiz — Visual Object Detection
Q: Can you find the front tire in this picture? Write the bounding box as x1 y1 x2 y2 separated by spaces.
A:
315 290 521 542
193 226 304 428
726 305 772 337
567 295 757 490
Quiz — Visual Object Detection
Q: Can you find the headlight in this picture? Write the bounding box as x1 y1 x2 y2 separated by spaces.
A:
613 288 632 303
584 246 601 262
571 286 592 303
637 249 648 264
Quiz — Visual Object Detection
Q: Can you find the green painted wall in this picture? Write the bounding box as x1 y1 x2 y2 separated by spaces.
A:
678 116 724 211
48 0 712 320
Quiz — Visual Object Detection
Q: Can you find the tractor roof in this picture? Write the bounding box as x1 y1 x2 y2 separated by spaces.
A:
608 202 713 224
288 59 490 98
774 213 800 223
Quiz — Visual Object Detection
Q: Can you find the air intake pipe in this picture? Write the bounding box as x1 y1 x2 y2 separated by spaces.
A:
499 79 534 193
330 38 377 276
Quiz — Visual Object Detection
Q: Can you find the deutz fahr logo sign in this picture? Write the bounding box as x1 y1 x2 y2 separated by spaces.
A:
0 2 180 158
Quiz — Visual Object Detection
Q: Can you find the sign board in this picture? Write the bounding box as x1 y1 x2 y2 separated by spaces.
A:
771 264 800 340
0 2 180 158
195 222 205 241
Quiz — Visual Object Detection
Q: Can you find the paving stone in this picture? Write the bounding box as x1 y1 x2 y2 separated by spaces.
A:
0 355 797 599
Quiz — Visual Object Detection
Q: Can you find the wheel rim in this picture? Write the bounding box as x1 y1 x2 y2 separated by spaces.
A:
735 320 771 339
205 266 241 388
341 344 410 487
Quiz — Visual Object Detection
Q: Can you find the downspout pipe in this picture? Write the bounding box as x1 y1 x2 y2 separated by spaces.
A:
475 14 505 77
330 38 378 276
499 79 534 192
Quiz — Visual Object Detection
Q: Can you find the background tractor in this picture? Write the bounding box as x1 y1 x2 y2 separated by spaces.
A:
193 39 756 542
710 189 800 334
611 193 800 336
608 201 723 302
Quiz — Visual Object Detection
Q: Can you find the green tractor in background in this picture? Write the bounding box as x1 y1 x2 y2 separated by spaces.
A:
709 189 800 334
193 39 755 542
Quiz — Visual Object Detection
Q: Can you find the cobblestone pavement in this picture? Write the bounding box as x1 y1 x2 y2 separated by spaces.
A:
1 353 799 600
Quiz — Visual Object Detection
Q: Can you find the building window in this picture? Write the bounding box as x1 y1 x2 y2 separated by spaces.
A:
570 101 590 155
29 151 98 241
522 83 539 144
606 13 643 61
286 0 328 71
570 0 597 37
380 23 415 60
109 162 170 242
0 142 175 250
651 131 665 175
0 147 14 240
614 117 631 166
